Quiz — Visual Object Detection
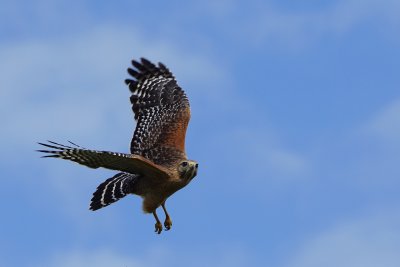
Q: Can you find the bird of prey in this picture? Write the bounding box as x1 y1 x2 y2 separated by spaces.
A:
38 58 198 234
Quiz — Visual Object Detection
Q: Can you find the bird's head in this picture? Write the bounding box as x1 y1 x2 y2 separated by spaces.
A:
178 160 198 182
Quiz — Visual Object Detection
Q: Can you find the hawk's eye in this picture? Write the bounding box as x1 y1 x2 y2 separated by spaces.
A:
181 161 188 167
195 163 199 168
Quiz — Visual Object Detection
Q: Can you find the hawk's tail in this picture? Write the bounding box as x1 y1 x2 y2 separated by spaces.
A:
90 172 138 211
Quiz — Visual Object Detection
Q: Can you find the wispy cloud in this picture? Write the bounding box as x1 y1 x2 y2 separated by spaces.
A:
0 22 232 232
283 208 400 267
39 249 144 267
38 244 250 267
0 23 229 160
227 127 310 181
222 0 400 49
364 98 400 144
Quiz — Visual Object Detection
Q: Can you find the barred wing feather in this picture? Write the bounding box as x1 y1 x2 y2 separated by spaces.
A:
37 141 169 179
125 58 191 159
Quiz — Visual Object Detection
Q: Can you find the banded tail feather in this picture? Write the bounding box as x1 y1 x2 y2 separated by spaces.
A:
90 172 138 211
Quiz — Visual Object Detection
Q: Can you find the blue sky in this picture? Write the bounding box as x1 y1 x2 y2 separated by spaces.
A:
1 0 400 266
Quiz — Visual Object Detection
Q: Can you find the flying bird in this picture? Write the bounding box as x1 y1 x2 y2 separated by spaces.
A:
38 58 198 234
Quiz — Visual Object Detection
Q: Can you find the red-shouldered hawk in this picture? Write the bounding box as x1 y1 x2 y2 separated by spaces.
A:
38 58 198 234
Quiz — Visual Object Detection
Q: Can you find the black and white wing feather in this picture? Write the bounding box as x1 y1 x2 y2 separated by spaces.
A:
37 141 169 179
125 58 191 166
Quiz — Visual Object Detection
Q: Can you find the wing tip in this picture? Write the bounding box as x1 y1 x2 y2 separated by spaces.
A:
127 58 174 80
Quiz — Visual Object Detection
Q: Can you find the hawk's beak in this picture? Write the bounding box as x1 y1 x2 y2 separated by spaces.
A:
183 164 197 181
191 168 197 179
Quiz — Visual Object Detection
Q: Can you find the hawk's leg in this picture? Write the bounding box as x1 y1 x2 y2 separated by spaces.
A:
161 202 172 230
153 211 163 234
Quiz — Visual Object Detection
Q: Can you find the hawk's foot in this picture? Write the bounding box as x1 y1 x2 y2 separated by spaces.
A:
164 216 172 230
155 221 163 234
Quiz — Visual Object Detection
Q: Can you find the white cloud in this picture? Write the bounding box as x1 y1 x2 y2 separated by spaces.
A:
228 0 400 48
38 244 250 267
365 99 400 144
220 126 310 183
0 23 229 160
0 22 232 231
283 209 400 267
0 25 237 242
40 249 144 267
343 99 400 188
266 148 309 175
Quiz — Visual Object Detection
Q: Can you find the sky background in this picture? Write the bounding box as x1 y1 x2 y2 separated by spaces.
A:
1 0 400 266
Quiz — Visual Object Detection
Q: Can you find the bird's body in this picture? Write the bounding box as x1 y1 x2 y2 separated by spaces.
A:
130 159 192 212
134 160 197 213
38 58 198 234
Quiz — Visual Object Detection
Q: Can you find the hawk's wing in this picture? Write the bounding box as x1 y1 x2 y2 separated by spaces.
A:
125 58 190 165
37 141 169 179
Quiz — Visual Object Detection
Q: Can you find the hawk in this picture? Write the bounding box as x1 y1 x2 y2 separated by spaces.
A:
38 58 198 234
